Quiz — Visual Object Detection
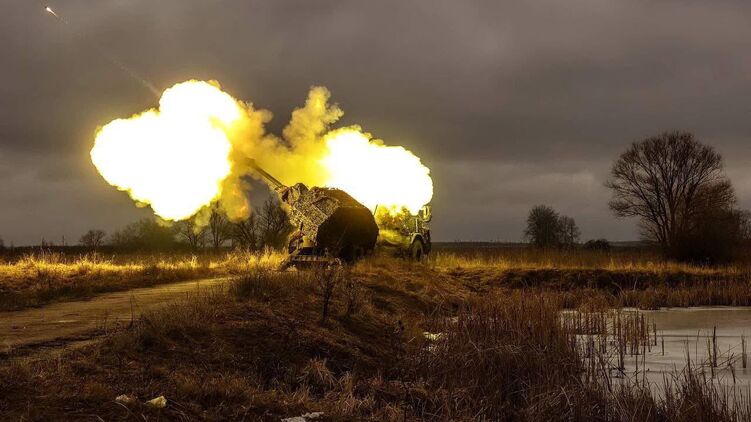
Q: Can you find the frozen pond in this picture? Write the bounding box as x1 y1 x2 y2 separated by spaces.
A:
617 307 751 388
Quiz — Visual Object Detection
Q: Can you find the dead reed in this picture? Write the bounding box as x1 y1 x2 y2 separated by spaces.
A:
3 266 751 420
0 249 284 311
431 245 749 275
405 293 751 420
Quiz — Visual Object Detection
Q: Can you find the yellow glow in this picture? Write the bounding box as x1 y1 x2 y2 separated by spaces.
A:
91 81 434 223
320 129 433 215
90 80 239 220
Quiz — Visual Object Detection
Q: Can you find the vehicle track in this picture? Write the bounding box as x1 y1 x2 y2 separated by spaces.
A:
0 277 231 353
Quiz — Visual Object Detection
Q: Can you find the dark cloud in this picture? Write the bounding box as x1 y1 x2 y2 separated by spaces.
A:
2 0 751 244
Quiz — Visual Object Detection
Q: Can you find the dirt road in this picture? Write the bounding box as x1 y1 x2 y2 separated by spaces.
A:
0 277 231 352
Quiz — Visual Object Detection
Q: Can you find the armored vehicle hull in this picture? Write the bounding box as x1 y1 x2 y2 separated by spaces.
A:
286 186 379 263
249 161 378 268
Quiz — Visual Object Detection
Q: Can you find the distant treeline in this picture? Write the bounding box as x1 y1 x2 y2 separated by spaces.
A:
0 197 293 255
432 241 650 250
2 132 746 265
523 131 751 264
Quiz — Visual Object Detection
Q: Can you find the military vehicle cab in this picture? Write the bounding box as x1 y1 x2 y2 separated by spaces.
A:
375 204 432 261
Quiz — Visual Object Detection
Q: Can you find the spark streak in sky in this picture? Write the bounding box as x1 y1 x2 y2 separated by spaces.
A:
45 7 60 19
41 4 158 96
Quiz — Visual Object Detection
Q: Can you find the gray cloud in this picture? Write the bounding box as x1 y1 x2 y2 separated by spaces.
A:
2 0 751 244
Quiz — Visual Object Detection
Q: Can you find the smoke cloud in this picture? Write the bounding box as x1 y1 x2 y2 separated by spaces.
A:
91 80 433 225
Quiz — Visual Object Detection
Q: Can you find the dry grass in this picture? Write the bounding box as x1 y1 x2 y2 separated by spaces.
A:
425 246 751 309
0 260 459 420
1 264 749 420
431 245 749 275
2 245 751 313
3 246 751 416
0 249 283 311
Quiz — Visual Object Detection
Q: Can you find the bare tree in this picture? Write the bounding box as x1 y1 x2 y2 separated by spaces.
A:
525 205 559 248
226 199 290 251
230 213 259 250
672 194 750 262
259 197 292 249
311 267 343 323
558 216 581 248
109 224 138 249
606 131 736 257
79 229 107 249
110 218 178 251
175 220 207 250
208 206 230 249
524 205 580 248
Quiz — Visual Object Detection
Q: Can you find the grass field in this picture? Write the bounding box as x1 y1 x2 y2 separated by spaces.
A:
2 257 750 420
3 246 751 312
0 250 282 311
431 243 748 273
424 245 751 309
3 245 751 313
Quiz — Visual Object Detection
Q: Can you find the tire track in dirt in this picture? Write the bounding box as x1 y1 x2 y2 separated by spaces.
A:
0 277 231 352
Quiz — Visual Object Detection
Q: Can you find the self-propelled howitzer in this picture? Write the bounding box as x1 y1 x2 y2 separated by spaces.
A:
249 160 379 268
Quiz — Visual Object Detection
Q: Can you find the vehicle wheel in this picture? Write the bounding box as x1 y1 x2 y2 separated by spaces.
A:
410 240 424 262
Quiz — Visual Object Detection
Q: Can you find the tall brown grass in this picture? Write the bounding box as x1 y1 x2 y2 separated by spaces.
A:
2 264 751 420
431 245 751 275
399 292 751 420
3 245 751 313
0 249 284 311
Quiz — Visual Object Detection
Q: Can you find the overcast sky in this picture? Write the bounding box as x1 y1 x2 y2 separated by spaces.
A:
2 0 751 245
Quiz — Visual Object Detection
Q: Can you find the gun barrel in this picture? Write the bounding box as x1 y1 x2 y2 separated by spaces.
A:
248 159 285 190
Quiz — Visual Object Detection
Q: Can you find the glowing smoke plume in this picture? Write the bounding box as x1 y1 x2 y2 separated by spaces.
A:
322 128 433 214
91 80 433 223
261 87 433 215
91 81 241 220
